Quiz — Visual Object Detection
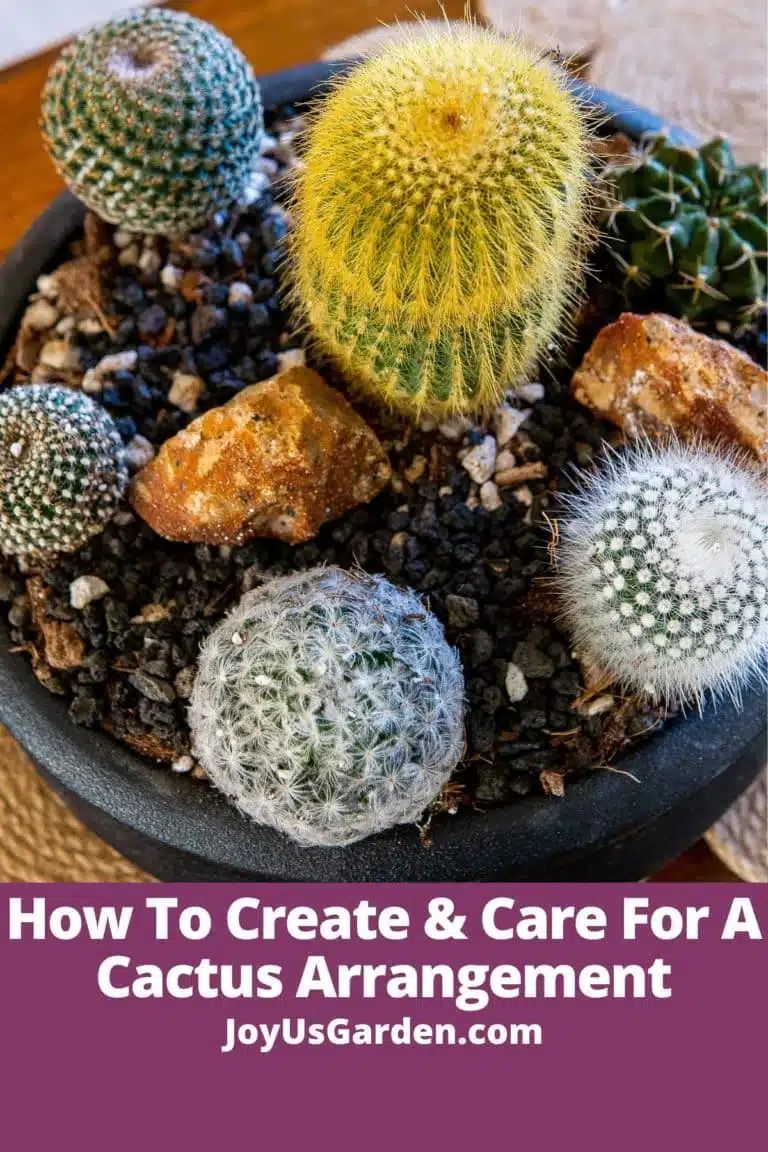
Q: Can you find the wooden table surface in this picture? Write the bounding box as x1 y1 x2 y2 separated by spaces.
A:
0 0 739 880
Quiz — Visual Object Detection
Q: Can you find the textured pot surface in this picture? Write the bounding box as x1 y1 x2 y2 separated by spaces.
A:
0 60 762 882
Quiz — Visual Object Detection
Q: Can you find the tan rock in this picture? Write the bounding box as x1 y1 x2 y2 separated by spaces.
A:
130 367 391 545
572 313 768 462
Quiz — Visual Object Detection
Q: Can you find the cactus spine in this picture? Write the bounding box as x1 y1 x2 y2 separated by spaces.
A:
292 24 591 416
189 567 465 846
556 440 768 708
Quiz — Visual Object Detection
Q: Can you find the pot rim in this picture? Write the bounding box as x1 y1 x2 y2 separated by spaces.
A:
0 58 763 881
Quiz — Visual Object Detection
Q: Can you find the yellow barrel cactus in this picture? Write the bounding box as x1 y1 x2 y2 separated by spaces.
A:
292 24 592 416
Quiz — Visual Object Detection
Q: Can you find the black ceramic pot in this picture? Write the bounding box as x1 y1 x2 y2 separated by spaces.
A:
0 60 764 881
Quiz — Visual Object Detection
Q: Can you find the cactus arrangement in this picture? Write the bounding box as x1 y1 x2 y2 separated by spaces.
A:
0 385 127 559
41 8 263 237
557 439 768 708
189 567 465 846
603 134 767 327
292 24 591 416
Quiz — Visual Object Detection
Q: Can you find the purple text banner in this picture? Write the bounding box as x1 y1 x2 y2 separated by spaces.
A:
0 883 764 1151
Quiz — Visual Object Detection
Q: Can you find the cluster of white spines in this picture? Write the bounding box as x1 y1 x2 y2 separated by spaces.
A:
190 567 465 846
557 440 768 707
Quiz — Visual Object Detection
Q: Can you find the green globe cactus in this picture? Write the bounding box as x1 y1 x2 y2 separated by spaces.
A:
603 134 767 327
0 385 127 559
557 440 768 708
41 7 264 237
292 24 591 417
189 567 465 846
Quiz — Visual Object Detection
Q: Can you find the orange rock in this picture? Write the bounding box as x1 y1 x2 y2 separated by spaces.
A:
130 367 391 545
572 313 768 462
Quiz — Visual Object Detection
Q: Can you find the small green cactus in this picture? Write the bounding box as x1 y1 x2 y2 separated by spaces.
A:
557 439 768 708
0 385 127 559
41 8 264 237
292 24 591 417
190 567 465 847
603 134 767 327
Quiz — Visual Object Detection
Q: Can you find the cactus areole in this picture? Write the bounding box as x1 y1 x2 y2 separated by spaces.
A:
40 7 264 236
293 26 591 417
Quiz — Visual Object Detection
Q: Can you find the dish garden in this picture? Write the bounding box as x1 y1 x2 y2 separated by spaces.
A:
0 9 766 851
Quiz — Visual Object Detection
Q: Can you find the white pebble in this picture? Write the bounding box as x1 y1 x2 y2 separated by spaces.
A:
277 347 306 373
55 316 76 336
462 435 497 484
118 244 140 267
259 133 279 154
168 372 204 414
95 350 138 375
480 480 503 512
36 274 59 300
235 231 252 251
513 485 534 507
494 403 529 445
69 575 110 610
419 415 438 434
139 247 162 276
505 662 529 703
495 448 517 473
228 281 254 308
255 155 279 178
160 264 184 292
516 381 545 404
81 369 104 394
171 756 195 774
22 299 59 331
239 168 271 207
39 339 81 371
77 317 103 336
438 415 472 441
113 229 135 248
125 435 156 472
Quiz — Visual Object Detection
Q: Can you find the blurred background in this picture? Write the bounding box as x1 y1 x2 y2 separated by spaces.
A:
0 1 765 880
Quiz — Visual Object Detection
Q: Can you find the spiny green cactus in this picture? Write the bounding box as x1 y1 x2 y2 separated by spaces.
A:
190 567 465 847
0 385 127 559
292 24 591 417
41 7 263 237
557 439 768 708
603 134 767 327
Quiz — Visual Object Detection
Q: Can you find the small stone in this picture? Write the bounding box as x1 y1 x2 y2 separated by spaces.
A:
438 415 472 441
513 640 555 679
113 229 136 248
277 347 306 373
37 274 59 299
496 461 548 487
404 455 428 484
69 576 110 610
129 670 176 704
168 372 204 414
130 367 392 546
239 168 271 206
138 304 167 338
505 662 529 702
445 594 480 629
55 316 76 336
516 382 545 403
81 370 104 394
462 435 497 484
513 484 534 507
118 244 140 267
41 619 86 670
493 403 529 445
174 666 197 699
172 755 195 774
21 299 59 331
479 480 502 512
78 317 103 336
139 247 162 276
475 765 509 803
131 603 171 624
494 448 517 473
158 267 182 298
39 339 81 371
228 281 254 308
572 312 768 461
125 435 156 472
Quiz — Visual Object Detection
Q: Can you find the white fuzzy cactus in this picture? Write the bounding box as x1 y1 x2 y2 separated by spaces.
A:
189 567 465 846
557 440 768 707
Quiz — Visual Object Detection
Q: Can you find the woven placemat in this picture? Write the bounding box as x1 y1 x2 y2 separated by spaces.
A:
0 724 151 882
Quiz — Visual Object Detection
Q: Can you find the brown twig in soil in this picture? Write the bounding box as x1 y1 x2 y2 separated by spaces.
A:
84 290 118 339
543 512 560 569
596 763 642 786
570 669 617 708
